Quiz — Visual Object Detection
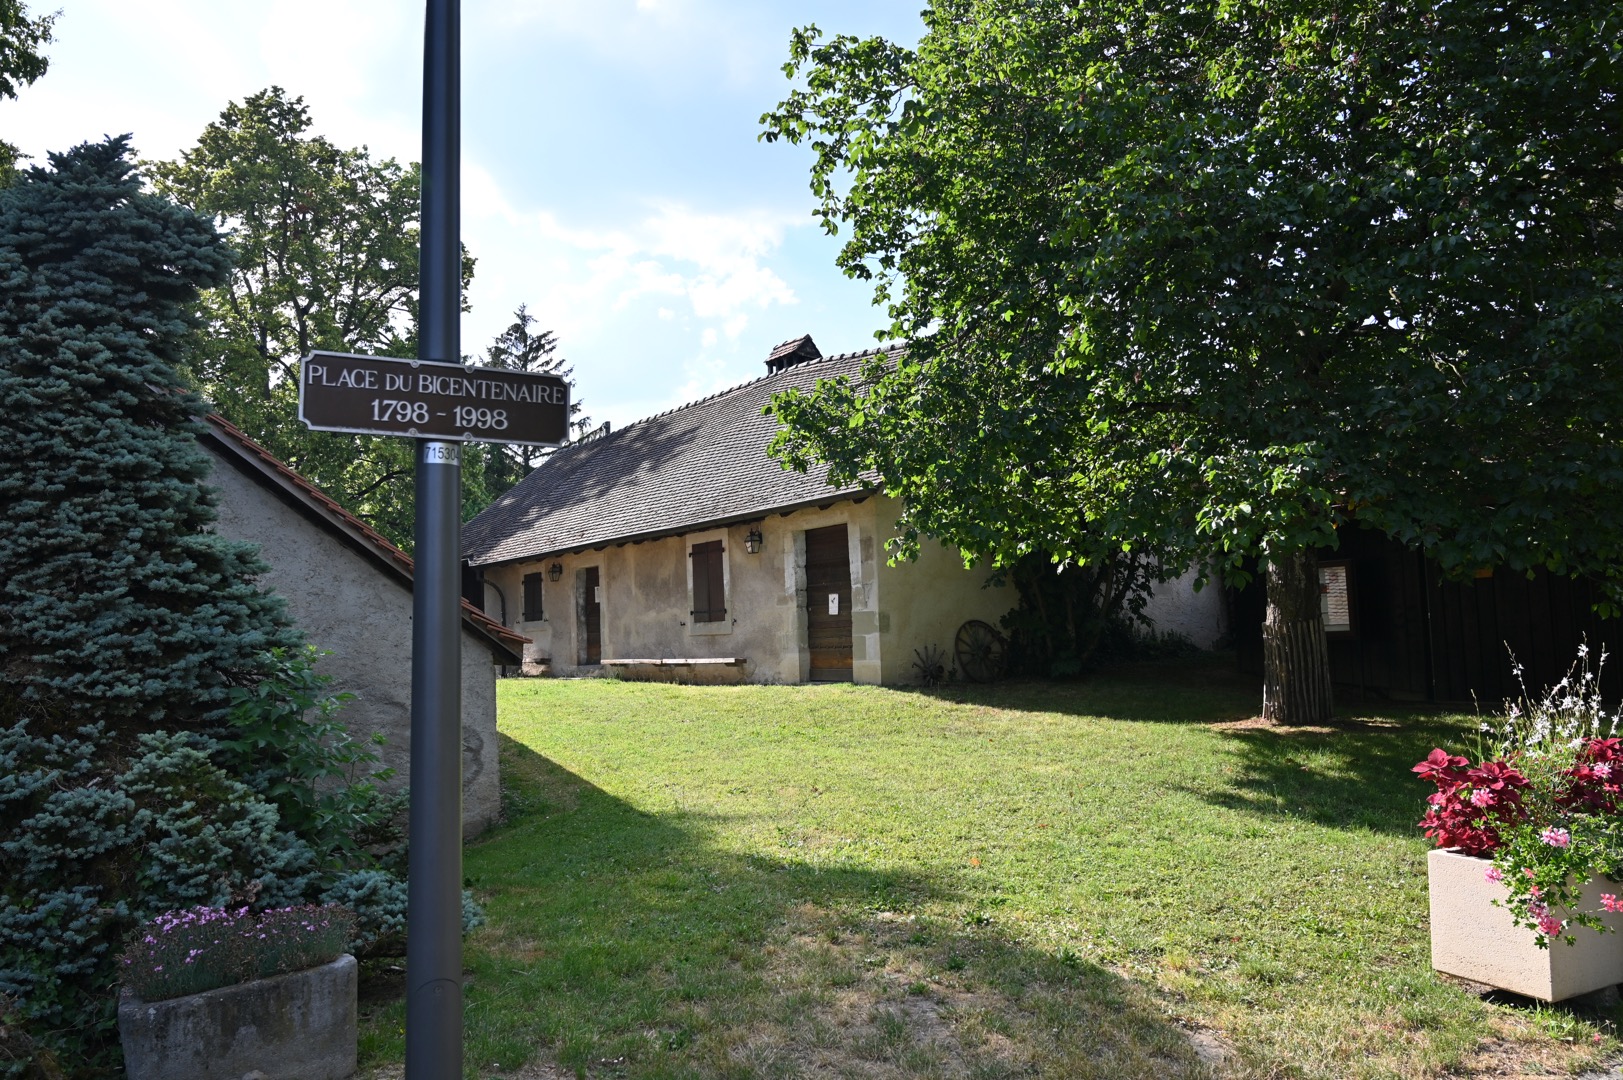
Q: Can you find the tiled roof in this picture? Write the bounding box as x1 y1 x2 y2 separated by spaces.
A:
199 413 529 664
461 344 897 568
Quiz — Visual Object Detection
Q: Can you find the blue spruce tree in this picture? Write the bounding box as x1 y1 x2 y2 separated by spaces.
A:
0 137 299 727
0 140 325 1074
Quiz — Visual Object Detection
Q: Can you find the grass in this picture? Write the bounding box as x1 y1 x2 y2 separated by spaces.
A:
358 659 1622 1078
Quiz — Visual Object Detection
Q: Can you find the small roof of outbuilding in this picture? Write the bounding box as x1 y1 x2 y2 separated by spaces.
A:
461 343 897 568
200 413 528 665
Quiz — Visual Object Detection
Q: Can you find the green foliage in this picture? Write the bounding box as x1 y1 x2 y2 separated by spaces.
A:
319 870 483 958
0 0 53 184
0 141 439 1078
0 659 425 1073
761 1 1623 607
992 550 1157 677
475 304 592 505
218 646 405 866
0 0 53 101
0 714 323 1072
150 87 482 550
0 137 299 729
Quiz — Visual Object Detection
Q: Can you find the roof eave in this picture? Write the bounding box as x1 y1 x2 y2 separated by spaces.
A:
466 486 880 570
199 415 529 665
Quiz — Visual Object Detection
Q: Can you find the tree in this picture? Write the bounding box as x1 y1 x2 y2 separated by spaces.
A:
150 86 479 550
0 137 299 729
0 137 305 1067
0 0 56 184
762 0 1623 722
477 303 591 501
0 143 437 1072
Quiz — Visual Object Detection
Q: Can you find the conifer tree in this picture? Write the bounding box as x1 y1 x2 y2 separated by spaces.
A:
478 303 590 500
0 137 299 729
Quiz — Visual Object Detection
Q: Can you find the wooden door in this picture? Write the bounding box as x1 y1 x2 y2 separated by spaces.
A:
805 524 853 681
583 566 602 665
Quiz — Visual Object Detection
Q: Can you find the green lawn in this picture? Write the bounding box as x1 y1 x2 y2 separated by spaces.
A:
359 661 1620 1079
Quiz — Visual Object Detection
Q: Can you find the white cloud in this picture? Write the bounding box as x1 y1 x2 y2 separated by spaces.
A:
460 158 799 346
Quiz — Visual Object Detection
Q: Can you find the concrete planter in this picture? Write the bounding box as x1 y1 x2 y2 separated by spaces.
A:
119 954 357 1080
1428 848 1623 1001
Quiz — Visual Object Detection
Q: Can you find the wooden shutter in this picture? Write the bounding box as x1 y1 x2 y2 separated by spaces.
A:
521 572 544 622
690 541 726 622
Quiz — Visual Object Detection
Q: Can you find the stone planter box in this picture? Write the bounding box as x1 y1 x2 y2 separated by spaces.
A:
1429 848 1623 1001
119 954 357 1080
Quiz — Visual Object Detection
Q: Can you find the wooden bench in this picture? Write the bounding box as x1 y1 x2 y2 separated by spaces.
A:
600 657 748 684
601 658 746 668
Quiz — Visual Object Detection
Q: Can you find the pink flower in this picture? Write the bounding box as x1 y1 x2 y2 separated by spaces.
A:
1484 866 1504 883
1539 912 1564 937
1529 900 1550 920
1603 894 1623 913
1540 827 1571 848
1595 763 1613 779
1470 789 1494 808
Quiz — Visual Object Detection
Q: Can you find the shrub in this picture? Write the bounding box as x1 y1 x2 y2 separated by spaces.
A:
118 904 355 1003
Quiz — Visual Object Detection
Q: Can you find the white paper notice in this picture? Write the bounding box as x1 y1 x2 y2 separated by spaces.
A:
828 593 839 615
594 586 602 604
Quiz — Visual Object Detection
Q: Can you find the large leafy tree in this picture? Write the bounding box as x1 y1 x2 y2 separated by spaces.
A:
762 0 1623 722
151 87 480 550
477 303 591 501
0 0 56 184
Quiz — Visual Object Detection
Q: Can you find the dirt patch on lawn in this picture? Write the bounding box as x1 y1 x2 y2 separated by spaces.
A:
716 903 1222 1080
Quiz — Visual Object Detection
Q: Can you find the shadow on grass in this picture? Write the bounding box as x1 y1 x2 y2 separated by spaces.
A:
1187 709 1475 835
358 734 1222 1080
888 655 1263 726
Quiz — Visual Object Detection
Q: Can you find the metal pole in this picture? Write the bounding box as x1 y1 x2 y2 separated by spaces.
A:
407 0 463 1076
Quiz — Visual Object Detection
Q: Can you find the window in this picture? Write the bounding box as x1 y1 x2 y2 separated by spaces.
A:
690 540 726 623
521 571 544 622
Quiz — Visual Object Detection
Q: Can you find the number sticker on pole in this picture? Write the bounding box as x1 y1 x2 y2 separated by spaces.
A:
299 350 570 447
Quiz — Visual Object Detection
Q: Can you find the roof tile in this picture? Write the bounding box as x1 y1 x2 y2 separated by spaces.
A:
462 346 895 567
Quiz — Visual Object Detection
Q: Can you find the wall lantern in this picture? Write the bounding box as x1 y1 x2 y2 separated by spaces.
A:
547 562 563 582
745 527 764 555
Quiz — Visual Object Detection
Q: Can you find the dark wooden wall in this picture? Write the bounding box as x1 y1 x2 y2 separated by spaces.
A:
1233 527 1622 705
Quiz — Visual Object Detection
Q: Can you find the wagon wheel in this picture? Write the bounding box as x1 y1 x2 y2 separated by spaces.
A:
955 620 1007 683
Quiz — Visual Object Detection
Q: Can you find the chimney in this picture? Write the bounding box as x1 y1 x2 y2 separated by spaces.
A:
765 335 822 374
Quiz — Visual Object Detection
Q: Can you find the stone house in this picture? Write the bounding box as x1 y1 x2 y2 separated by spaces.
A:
461 337 1223 684
199 413 526 836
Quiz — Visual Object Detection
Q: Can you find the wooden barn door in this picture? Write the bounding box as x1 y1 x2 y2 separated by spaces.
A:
582 566 602 665
805 524 853 682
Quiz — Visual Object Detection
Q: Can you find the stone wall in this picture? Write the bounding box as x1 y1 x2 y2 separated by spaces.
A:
205 451 501 837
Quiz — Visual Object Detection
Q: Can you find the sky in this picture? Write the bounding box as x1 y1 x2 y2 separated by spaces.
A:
5 0 925 431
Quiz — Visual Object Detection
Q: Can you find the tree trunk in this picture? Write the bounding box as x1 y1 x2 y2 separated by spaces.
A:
1262 547 1334 724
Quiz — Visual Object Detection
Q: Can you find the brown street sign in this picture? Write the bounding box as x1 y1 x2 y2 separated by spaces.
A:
298 350 570 446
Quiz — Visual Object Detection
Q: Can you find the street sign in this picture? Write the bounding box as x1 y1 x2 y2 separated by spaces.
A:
298 349 570 446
